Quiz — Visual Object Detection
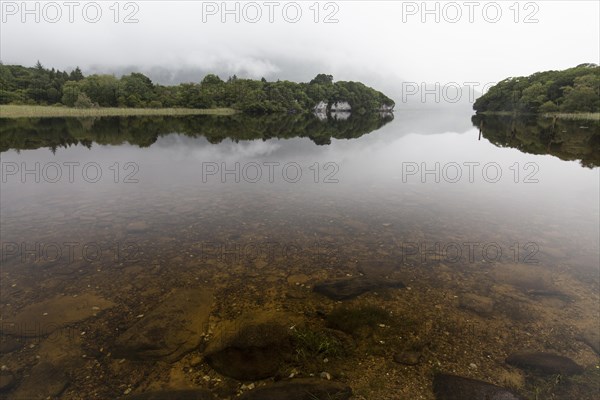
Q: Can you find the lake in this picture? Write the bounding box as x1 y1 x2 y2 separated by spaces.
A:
1 111 598 399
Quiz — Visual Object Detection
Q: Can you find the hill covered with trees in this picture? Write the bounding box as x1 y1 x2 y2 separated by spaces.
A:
473 64 599 114
0 62 395 115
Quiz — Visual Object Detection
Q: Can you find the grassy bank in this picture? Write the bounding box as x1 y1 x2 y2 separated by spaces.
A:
478 111 599 121
0 105 238 119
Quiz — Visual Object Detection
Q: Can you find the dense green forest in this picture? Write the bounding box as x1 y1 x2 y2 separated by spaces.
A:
473 64 599 114
0 62 395 114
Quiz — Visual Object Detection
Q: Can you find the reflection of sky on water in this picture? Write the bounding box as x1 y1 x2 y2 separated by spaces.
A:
1 111 598 274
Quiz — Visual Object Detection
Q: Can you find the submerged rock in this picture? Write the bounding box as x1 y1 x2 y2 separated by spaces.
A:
433 374 522 400
206 345 283 381
459 293 495 316
578 327 600 355
0 335 23 353
491 264 558 293
0 370 16 393
126 389 215 399
393 350 422 366
239 378 352 400
506 352 583 375
313 277 405 300
3 293 114 338
114 287 213 361
11 362 69 400
204 317 292 381
325 305 390 336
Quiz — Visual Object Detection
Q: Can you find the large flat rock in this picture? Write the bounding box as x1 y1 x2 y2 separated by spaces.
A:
204 311 299 381
2 293 114 338
239 379 352 400
11 362 69 400
114 287 213 362
205 321 290 381
506 352 583 375
433 374 522 400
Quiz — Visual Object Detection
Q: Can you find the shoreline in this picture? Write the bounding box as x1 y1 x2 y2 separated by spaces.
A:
0 105 238 119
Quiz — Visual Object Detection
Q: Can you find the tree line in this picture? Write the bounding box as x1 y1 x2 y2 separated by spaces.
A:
473 64 599 114
0 62 395 114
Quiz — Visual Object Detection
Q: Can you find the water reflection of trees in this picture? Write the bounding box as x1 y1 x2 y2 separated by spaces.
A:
0 112 394 152
472 115 600 168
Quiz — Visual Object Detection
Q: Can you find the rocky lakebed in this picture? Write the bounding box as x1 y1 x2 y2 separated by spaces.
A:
1 253 599 400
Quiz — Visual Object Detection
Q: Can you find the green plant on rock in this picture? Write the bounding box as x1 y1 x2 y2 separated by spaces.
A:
292 328 345 361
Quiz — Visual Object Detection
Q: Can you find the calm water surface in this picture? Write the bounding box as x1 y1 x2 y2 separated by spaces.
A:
1 111 598 399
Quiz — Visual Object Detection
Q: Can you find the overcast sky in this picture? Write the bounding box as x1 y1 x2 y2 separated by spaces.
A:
1 0 598 95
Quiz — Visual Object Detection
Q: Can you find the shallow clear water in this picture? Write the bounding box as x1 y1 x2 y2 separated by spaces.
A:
1 111 599 399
